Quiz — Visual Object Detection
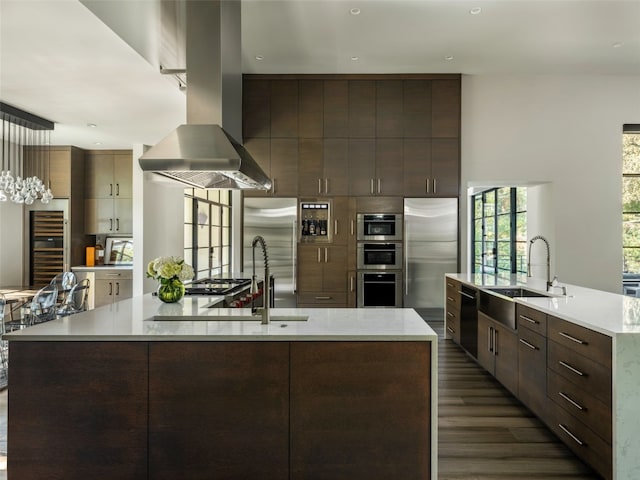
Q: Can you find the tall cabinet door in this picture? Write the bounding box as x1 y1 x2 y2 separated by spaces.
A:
348 139 375 196
297 245 324 293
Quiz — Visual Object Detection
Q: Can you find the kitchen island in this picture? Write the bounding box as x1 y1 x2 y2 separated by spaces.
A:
4 295 437 480
446 273 640 480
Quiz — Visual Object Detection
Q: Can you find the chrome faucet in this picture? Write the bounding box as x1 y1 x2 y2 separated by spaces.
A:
251 235 270 324
527 235 553 291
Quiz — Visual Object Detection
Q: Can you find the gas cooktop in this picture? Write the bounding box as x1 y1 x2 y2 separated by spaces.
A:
184 278 251 296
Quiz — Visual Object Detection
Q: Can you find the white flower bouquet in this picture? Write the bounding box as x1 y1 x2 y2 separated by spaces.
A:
147 256 194 283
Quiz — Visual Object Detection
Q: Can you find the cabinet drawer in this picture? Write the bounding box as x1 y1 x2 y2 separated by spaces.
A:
547 369 611 442
548 340 611 406
548 316 611 369
516 304 547 336
297 292 347 305
445 314 460 344
547 402 612 480
517 328 547 419
94 269 133 280
445 277 460 295
444 289 460 309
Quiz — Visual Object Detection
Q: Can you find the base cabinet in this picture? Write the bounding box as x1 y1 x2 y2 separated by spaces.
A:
8 340 433 479
477 311 518 395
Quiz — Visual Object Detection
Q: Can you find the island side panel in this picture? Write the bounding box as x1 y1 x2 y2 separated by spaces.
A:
148 341 290 480
290 341 432 480
7 341 148 480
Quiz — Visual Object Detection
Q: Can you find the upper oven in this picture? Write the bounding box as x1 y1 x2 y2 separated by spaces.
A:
357 242 403 270
356 213 402 241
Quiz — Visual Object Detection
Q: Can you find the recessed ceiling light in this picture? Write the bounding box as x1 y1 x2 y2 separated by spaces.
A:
469 7 482 15
351 56 359 61
87 123 97 128
255 55 264 60
350 8 361 15
444 55 454 61
612 42 624 48
94 142 102 146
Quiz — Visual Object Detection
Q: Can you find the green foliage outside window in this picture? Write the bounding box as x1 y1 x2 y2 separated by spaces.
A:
622 133 640 273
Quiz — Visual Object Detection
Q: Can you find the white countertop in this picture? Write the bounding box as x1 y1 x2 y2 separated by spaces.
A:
72 265 133 271
448 273 640 336
4 294 436 342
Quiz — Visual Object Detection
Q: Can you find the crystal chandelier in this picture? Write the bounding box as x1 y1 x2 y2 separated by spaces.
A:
0 103 54 205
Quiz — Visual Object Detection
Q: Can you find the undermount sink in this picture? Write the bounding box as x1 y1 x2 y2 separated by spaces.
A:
484 287 551 298
152 315 309 322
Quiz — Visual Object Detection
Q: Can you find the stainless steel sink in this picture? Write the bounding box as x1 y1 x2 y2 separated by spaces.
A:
152 315 309 322
484 287 551 298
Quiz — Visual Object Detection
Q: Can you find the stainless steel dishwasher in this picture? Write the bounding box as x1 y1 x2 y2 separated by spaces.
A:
459 285 478 358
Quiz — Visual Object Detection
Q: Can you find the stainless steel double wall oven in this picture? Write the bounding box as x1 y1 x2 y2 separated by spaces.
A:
356 213 403 307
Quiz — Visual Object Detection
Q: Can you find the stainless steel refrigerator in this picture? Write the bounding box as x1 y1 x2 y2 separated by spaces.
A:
243 198 297 307
404 198 458 311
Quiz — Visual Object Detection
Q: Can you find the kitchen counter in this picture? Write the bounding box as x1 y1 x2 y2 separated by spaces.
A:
71 264 133 271
447 273 640 480
4 294 436 341
448 272 640 336
4 296 437 479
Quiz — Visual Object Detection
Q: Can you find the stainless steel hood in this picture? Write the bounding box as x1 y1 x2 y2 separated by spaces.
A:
139 0 272 191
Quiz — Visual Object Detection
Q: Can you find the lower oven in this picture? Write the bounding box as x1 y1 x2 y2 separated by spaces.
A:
357 242 403 270
357 271 403 308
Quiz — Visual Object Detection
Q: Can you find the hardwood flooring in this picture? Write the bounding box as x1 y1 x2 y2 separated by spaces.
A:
425 317 600 479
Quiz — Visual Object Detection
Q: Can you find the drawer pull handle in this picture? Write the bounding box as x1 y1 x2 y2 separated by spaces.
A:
519 338 538 350
558 391 585 411
519 315 539 325
446 311 454 317
458 290 475 300
559 331 587 345
447 282 454 287
558 423 585 446
315 296 332 300
446 296 455 302
559 360 585 377
446 326 455 334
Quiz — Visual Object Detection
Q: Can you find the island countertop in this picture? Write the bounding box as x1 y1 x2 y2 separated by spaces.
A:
3 294 437 341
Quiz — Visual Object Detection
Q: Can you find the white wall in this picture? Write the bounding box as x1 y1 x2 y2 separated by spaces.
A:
0 202 24 285
132 144 185 296
461 74 640 293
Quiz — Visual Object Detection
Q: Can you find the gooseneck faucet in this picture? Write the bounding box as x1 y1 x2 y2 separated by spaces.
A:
527 235 553 291
251 235 270 324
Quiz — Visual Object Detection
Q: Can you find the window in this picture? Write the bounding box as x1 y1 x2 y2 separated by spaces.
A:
472 187 527 275
622 125 640 293
184 189 232 279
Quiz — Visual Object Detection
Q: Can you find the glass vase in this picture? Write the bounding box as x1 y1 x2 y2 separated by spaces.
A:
157 278 185 303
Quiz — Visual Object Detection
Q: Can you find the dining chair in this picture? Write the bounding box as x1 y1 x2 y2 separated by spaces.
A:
0 294 9 382
56 278 90 317
27 284 58 325
50 271 77 303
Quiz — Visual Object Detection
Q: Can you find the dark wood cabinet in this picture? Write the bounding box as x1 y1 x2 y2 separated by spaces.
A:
518 326 547 419
298 138 349 196
244 138 298 197
403 80 431 138
243 79 271 138
297 244 348 307
349 80 376 137
323 80 349 137
299 80 324 137
403 138 459 197
149 342 290 479
431 79 460 138
290 341 431 480
477 311 518 395
376 80 404 137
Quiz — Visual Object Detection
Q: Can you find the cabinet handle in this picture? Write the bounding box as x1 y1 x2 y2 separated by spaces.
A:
446 296 454 302
324 247 328 263
558 424 585 446
350 276 355 292
488 326 493 353
433 178 437 193
109 219 113 231
315 296 332 300
318 178 322 194
108 282 113 296
317 248 321 263
519 314 539 325
334 220 338 236
116 218 120 231
109 183 113 196
519 338 538 350
558 360 585 377
558 391 585 411
105 273 122 277
115 282 120 296
325 178 329 193
447 282 454 287
458 290 475 300
350 219 354 236
377 178 381 194
446 326 455 334
370 178 375 194
558 331 587 345
446 311 454 317
272 179 277 194
494 328 499 355
116 183 120 196
426 178 430 193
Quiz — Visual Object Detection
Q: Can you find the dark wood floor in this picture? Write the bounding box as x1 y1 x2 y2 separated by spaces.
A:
422 316 600 480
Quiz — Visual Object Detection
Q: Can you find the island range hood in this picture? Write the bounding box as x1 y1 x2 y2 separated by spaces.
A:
139 1 272 191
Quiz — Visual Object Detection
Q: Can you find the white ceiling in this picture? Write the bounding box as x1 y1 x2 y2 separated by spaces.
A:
1 0 639 150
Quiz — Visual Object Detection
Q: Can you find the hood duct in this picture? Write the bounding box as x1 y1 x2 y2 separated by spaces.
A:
139 0 272 191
